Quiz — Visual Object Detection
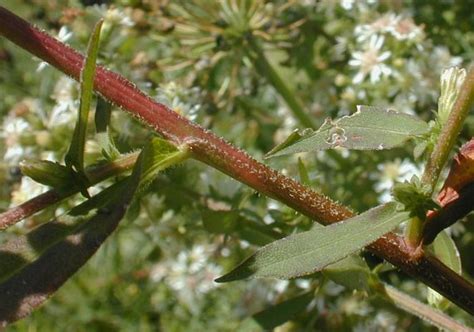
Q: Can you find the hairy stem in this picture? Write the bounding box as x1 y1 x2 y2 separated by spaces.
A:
0 153 138 230
0 6 473 315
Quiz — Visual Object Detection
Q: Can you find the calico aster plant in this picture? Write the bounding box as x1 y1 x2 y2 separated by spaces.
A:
0 2 473 330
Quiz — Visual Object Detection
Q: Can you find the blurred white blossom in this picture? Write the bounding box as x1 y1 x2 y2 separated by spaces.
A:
349 35 392 84
376 159 421 203
150 244 222 313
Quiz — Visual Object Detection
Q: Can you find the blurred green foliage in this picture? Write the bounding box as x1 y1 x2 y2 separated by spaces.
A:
0 0 473 330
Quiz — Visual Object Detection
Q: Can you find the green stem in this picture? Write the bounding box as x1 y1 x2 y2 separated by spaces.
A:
1 7 474 314
247 36 317 129
0 152 138 230
407 67 474 246
405 216 424 250
422 67 474 191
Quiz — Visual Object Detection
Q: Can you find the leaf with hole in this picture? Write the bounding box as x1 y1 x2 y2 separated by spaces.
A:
266 106 429 157
216 203 409 282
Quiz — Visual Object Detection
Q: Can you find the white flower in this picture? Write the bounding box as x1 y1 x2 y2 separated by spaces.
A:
155 82 202 121
2 117 31 164
389 17 423 41
349 35 392 84
105 7 134 27
355 13 399 42
57 26 73 42
340 0 355 10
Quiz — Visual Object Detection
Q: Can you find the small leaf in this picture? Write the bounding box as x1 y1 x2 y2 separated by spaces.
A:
216 203 409 282
139 137 189 193
0 149 143 325
252 292 313 330
427 230 462 310
65 19 103 172
393 175 439 219
266 106 429 157
19 160 75 189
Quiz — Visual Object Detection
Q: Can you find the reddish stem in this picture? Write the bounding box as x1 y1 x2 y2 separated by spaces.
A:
0 6 473 314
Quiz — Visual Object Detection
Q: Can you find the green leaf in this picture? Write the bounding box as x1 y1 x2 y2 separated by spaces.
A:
266 106 429 157
19 159 75 190
95 97 120 160
0 148 143 325
65 19 103 172
216 203 409 282
139 137 189 193
323 255 372 291
427 230 462 310
252 292 313 330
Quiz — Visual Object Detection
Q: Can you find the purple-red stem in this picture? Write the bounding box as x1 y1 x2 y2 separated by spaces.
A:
0 6 473 314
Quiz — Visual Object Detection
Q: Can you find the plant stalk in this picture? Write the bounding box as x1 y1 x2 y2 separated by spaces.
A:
246 36 317 129
422 67 474 190
406 67 474 247
1 6 473 315
0 152 138 230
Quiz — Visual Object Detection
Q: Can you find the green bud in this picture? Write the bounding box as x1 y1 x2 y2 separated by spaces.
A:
392 175 439 219
20 159 75 189
437 67 466 125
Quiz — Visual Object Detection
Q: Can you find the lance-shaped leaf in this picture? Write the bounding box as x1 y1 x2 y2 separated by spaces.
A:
252 292 313 330
266 106 429 157
216 203 409 282
0 149 143 326
65 19 103 173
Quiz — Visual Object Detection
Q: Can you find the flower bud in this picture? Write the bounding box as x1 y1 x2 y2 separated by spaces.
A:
20 159 74 189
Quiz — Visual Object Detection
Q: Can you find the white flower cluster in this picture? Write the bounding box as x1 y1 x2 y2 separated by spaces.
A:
155 82 203 121
349 14 424 85
150 244 222 313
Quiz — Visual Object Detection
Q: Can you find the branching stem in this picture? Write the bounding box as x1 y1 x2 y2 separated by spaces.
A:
0 6 473 315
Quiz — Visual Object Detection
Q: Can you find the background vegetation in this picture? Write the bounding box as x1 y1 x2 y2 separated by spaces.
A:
0 0 473 330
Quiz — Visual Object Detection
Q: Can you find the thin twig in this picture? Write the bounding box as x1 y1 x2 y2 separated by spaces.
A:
0 153 137 230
